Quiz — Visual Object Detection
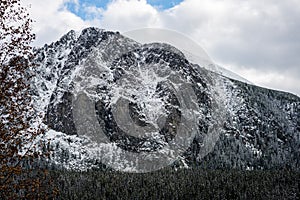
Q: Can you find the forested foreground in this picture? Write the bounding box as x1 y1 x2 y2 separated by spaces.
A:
50 169 300 200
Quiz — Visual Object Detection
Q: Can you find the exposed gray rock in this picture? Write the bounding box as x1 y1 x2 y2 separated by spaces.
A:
32 27 300 171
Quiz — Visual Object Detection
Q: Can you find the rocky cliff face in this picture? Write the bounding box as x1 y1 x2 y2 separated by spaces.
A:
32 27 300 171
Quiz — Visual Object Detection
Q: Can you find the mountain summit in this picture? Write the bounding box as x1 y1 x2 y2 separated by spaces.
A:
32 27 300 171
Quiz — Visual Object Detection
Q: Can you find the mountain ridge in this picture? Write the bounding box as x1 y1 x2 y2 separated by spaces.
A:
32 27 300 171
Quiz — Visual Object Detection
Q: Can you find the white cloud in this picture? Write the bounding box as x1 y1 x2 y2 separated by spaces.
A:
23 0 88 46
160 0 300 96
94 0 161 31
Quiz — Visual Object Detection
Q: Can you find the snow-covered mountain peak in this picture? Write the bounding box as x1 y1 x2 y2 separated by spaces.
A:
32 27 300 172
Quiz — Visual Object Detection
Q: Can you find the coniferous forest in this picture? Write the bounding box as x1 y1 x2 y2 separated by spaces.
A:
49 169 300 200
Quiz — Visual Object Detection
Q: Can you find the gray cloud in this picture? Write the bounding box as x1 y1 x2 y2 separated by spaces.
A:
158 0 300 96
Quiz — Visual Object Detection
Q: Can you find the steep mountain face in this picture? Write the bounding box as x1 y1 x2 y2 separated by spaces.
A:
32 27 300 171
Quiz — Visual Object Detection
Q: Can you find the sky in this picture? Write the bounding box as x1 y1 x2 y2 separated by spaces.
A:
23 0 300 96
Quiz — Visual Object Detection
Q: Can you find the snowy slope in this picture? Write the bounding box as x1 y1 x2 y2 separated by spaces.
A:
123 28 252 84
32 27 300 171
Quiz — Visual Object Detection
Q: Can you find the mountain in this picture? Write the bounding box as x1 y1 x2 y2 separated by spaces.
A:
32 27 300 172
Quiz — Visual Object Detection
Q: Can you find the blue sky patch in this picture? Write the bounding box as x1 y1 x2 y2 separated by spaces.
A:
65 0 110 20
147 0 183 9
65 0 183 20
